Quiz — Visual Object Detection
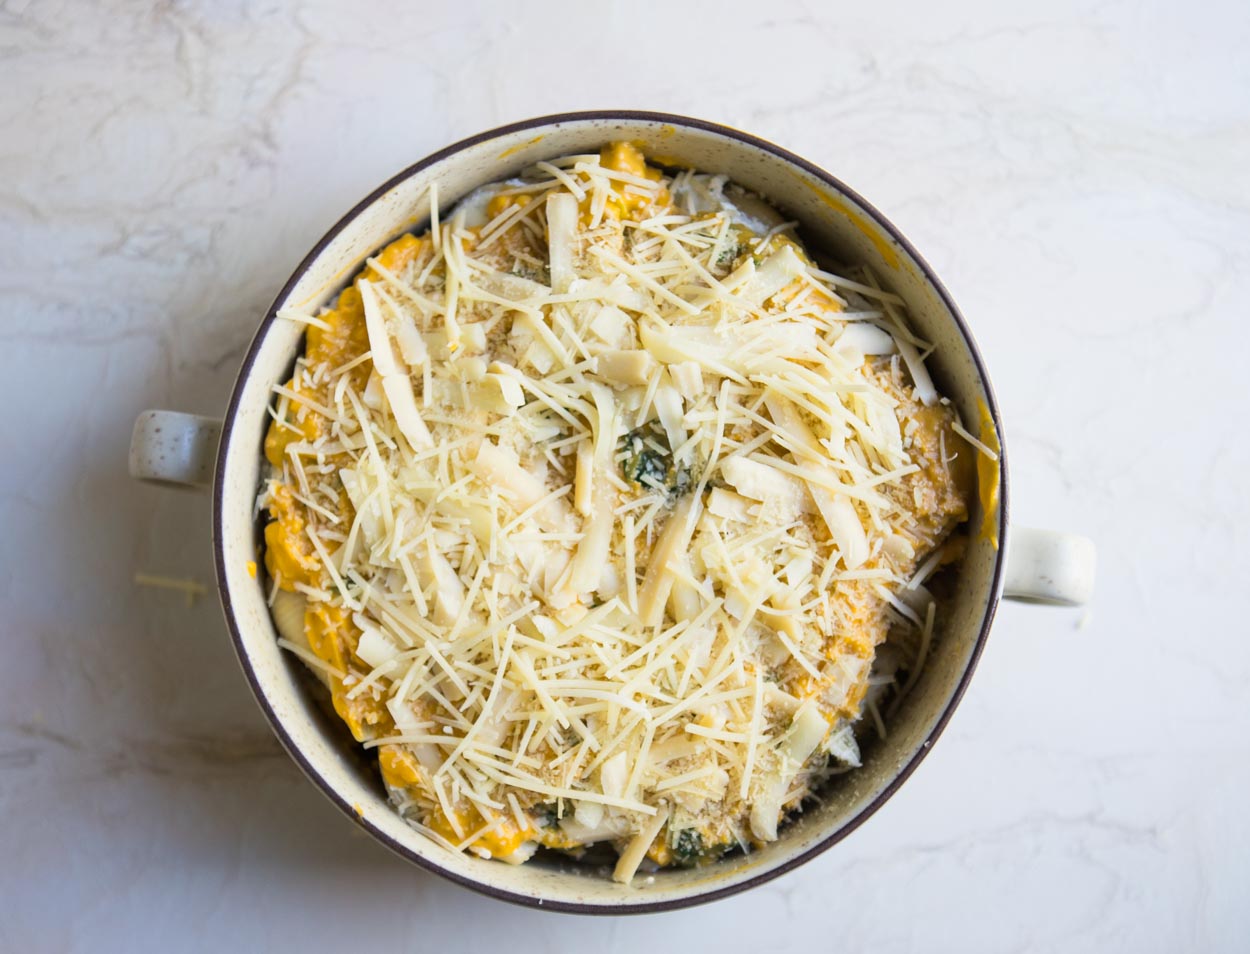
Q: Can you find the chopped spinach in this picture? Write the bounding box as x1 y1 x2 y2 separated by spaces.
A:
534 802 562 830
619 420 698 499
669 827 729 867
511 262 551 285
671 828 704 865
715 242 746 270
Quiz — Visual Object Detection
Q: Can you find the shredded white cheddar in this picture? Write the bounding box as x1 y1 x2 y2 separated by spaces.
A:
258 143 978 880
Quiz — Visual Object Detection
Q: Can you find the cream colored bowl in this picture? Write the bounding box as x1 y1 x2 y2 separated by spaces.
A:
129 112 1094 913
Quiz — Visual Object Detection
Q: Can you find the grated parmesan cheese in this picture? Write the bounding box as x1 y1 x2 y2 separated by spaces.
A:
257 142 979 884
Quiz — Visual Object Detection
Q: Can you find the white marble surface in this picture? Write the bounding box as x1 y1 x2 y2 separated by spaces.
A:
2 0 1247 949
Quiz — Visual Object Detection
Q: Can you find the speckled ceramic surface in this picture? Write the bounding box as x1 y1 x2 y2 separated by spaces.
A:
211 113 1008 912
129 411 221 489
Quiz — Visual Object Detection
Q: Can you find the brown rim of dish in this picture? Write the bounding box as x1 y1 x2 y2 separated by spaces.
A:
212 110 1009 915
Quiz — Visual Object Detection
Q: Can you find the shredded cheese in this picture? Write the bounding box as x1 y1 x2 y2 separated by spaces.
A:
258 142 974 884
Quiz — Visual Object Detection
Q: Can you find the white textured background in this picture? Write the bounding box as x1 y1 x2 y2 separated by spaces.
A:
2 0 1247 950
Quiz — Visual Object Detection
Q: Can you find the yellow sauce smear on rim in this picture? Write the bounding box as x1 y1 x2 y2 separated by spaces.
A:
800 178 900 270
976 398 1002 549
497 134 545 160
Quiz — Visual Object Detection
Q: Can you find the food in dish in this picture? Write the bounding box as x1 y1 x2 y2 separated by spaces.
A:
259 143 977 883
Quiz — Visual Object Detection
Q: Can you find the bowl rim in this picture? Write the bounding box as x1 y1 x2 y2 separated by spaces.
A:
212 109 1009 915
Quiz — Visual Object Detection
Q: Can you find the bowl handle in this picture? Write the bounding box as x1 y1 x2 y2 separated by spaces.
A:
1003 527 1096 606
128 410 222 489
